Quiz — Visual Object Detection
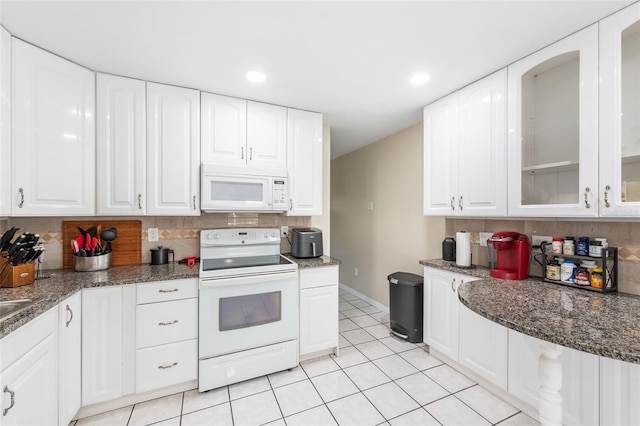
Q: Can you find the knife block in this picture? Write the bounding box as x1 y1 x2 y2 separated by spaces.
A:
0 256 35 288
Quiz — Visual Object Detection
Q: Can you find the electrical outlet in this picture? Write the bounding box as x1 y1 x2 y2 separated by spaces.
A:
354 267 359 277
281 226 288 238
367 201 374 211
532 235 552 248
479 232 493 247
148 228 159 242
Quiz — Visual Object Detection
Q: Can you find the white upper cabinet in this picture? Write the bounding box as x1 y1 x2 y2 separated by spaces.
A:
12 38 95 216
201 93 247 166
247 101 287 170
287 108 323 216
507 24 599 217
424 69 507 216
0 27 10 217
599 2 640 217
96 73 146 215
147 82 200 216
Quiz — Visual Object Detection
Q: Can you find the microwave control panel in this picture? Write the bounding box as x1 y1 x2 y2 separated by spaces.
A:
273 178 288 210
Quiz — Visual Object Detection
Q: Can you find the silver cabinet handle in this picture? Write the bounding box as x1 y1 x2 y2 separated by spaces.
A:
193 195 197 210
290 199 293 211
158 320 178 326
18 188 24 208
3 386 15 416
604 185 611 208
159 288 178 293
249 147 253 161
451 197 455 211
65 304 73 328
241 146 244 160
138 194 142 209
584 187 590 209
451 278 456 293
158 362 178 370
459 196 463 211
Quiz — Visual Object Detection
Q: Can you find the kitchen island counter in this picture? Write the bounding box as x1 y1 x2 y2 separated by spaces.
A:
420 258 640 364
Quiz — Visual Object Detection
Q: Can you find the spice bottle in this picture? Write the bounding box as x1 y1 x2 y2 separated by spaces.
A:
552 238 563 254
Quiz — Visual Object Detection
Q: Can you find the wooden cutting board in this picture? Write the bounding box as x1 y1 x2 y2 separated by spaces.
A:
62 220 142 269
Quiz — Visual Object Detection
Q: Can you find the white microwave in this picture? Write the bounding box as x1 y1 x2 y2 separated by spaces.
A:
201 164 288 213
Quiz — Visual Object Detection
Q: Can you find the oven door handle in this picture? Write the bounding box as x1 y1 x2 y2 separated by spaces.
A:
199 271 297 289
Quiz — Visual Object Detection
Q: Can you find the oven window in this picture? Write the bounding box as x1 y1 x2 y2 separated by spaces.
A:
211 181 263 202
219 291 282 331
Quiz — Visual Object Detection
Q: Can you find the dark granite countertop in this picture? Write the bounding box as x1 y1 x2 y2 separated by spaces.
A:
0 255 341 339
419 258 640 364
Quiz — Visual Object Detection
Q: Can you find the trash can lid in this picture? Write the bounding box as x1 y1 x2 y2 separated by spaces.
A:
387 272 423 286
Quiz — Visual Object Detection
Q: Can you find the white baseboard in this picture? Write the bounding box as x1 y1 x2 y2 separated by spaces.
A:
339 283 389 314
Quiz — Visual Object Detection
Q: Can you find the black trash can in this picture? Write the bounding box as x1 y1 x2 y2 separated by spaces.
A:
388 272 424 343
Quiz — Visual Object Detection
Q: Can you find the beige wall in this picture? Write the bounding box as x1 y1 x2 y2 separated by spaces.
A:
331 123 445 306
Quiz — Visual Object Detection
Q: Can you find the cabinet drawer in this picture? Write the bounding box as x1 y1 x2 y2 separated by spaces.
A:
136 339 197 393
137 278 198 304
299 266 339 290
136 298 198 349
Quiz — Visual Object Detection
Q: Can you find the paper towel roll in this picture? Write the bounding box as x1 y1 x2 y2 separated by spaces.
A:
456 231 471 267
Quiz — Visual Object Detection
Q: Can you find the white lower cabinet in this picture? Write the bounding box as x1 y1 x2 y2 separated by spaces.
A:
135 279 198 393
423 267 479 361
299 266 339 358
58 292 82 426
458 303 507 390
507 329 599 425
600 356 640 425
82 286 124 406
0 308 58 425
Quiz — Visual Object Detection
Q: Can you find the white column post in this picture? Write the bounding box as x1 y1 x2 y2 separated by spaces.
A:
539 341 563 426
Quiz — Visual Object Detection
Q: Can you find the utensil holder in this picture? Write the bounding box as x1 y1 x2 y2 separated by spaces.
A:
74 252 112 272
0 256 36 287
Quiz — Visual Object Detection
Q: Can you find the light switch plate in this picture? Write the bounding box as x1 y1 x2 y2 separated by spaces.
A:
148 228 159 242
281 226 288 238
479 232 493 247
532 235 552 248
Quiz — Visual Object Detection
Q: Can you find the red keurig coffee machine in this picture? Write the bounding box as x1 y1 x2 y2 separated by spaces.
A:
488 232 530 280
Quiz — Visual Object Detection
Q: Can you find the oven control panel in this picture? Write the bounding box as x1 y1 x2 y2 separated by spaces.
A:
201 228 280 246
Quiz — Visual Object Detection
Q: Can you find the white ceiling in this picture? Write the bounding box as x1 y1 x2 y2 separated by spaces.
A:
0 0 634 159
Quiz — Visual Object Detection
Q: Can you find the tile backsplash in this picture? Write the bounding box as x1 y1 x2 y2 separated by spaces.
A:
1 214 311 270
446 218 640 296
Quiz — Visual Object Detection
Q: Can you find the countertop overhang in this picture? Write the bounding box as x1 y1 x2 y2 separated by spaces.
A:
420 259 640 365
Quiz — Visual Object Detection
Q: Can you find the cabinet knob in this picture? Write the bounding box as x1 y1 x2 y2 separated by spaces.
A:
584 187 590 209
3 386 15 416
604 185 611 208
17 188 24 209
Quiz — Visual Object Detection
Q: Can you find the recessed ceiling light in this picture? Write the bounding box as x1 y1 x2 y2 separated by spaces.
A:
410 73 431 86
245 71 267 83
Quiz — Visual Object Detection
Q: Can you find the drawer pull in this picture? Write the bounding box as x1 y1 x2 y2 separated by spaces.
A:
158 320 179 326
3 386 15 416
158 288 178 293
65 304 73 328
158 362 178 370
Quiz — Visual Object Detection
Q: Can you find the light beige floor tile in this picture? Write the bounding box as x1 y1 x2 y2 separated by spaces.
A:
373 354 419 380
268 366 308 388
182 387 229 414
181 402 232 426
399 347 444 371
341 328 376 345
263 420 286 426
425 395 491 425
301 355 341 377
231 390 282 426
273 380 323 417
327 392 385 426
285 405 338 426
456 385 519 424
128 393 183 426
339 301 356 311
339 318 360 332
363 323 391 339
229 376 271 400
363 382 420 420
360 305 382 314
379 336 416 353
344 362 391 390
423 364 475 393
496 412 540 426
349 299 371 309
355 340 395 360
389 408 440 426
331 346 368 368
369 311 390 323
350 314 378 328
340 293 359 302
395 372 449 405
342 308 367 318
152 416 181 426
311 369 359 402
76 405 132 426
339 334 352 349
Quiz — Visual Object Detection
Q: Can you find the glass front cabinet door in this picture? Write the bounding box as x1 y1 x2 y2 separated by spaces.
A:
599 2 640 217
507 24 598 217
